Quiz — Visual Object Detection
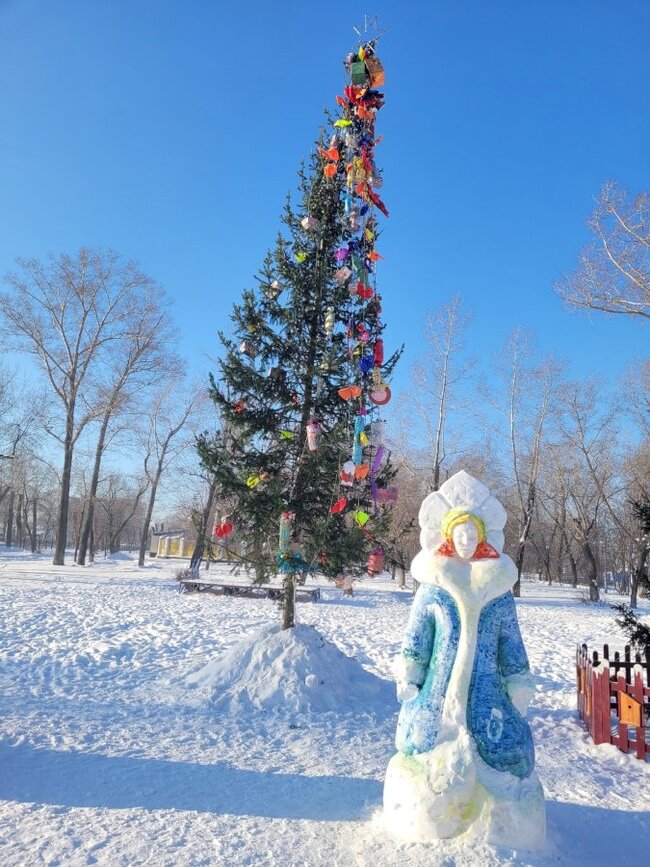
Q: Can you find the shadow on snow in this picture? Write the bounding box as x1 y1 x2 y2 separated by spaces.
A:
0 740 382 820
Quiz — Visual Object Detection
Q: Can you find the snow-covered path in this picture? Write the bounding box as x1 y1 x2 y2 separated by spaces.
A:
0 549 648 866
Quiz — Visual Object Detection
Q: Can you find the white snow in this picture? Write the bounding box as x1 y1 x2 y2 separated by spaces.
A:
0 546 648 866
187 622 392 715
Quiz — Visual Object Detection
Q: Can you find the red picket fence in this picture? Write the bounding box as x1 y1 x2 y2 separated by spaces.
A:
576 643 650 760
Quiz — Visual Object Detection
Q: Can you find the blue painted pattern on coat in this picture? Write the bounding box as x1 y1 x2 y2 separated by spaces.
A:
395 585 460 754
467 592 534 779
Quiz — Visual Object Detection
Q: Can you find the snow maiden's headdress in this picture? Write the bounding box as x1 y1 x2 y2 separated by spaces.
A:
419 471 505 560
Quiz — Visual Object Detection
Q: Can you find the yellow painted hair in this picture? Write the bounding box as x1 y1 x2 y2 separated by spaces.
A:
441 508 486 541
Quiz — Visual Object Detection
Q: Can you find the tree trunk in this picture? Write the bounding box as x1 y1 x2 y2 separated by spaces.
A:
78 409 111 565
138 477 160 567
281 574 296 629
5 488 15 547
54 412 75 566
396 564 406 588
630 545 649 608
513 483 536 598
16 493 23 548
583 542 600 602
190 474 219 570
31 497 37 553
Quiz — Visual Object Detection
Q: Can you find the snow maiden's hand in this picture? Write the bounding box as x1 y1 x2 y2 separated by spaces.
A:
505 671 536 716
393 654 425 703
396 680 419 703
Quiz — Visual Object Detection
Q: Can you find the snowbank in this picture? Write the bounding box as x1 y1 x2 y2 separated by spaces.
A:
186 622 394 715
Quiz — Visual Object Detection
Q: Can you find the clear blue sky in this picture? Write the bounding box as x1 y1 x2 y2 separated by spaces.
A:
1 0 648 397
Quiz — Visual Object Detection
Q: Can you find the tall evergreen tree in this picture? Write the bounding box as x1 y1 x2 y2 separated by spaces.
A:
199 39 398 629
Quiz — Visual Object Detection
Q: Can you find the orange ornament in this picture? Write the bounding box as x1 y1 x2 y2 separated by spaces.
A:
338 385 362 401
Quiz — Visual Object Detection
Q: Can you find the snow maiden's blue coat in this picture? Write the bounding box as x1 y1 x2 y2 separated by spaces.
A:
395 572 534 780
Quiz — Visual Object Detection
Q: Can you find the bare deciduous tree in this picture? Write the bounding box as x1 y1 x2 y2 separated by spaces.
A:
76 287 178 565
557 182 650 319
137 381 205 567
501 330 561 596
407 296 474 490
1 249 164 564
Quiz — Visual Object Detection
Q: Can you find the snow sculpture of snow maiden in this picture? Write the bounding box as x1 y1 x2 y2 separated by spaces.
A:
383 470 545 848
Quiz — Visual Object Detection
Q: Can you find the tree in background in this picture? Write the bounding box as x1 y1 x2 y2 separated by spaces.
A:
137 378 204 567
406 295 474 491
76 282 178 565
199 38 397 629
1 250 160 565
499 330 560 597
557 181 649 319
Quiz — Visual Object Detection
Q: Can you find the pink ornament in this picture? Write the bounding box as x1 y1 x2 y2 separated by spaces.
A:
306 418 321 452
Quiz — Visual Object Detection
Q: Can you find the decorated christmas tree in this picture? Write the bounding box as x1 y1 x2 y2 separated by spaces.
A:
199 33 398 628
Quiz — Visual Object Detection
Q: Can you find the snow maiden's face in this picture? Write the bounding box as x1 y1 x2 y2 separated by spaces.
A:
451 520 479 560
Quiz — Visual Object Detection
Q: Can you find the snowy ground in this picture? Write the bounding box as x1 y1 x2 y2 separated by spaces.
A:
0 548 648 866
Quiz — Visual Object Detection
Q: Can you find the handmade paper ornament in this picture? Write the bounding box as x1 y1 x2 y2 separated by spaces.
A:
278 511 295 556
350 60 367 84
320 145 340 162
376 485 399 505
372 444 386 472
354 510 370 527
365 56 385 87
368 547 384 575
340 460 355 486
357 283 374 301
369 368 391 405
334 118 353 128
239 341 258 359
246 474 261 488
353 414 366 465
265 280 284 300
301 215 320 232
359 354 375 375
323 163 337 179
214 518 234 539
279 430 295 440
331 497 348 514
371 419 386 446
369 383 391 406
295 250 308 263
354 463 370 480
334 246 349 263
334 266 352 285
338 385 362 401
360 432 370 447
306 418 321 452
324 307 335 333
372 339 384 365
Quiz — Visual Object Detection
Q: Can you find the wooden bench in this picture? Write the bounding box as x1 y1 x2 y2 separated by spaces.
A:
178 578 320 602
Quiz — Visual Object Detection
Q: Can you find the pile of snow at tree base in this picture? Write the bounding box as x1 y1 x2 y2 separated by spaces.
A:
0 547 649 867
186 622 393 716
